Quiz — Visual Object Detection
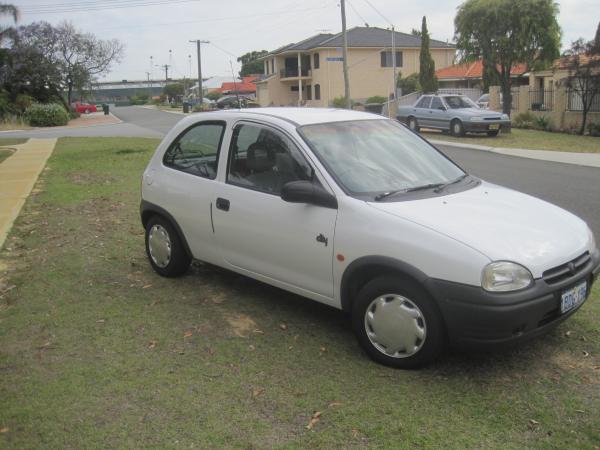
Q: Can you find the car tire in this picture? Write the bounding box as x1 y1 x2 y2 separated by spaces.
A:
407 116 420 132
145 216 191 277
352 276 445 369
487 130 499 137
451 119 465 137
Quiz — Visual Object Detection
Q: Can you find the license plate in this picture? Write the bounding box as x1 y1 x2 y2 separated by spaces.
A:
560 281 587 314
488 124 500 130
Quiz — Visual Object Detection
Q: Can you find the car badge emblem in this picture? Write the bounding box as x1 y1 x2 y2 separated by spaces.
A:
567 262 576 274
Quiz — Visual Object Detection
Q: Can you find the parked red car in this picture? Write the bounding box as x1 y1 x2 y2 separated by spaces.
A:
73 102 97 114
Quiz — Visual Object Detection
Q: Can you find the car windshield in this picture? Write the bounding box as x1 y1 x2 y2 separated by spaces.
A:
443 96 478 109
299 119 465 198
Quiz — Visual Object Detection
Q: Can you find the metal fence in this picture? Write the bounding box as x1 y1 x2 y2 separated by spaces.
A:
437 88 482 102
529 88 554 111
567 89 600 112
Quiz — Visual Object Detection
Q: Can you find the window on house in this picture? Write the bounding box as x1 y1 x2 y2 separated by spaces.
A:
270 59 274 74
314 84 321 100
380 51 403 67
306 85 312 100
314 53 320 69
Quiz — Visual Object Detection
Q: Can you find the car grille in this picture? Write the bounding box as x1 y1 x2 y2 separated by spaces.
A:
542 252 591 285
484 117 502 120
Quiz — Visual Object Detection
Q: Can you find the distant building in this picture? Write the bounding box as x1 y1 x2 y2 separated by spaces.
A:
435 61 529 89
91 80 170 102
255 26 456 107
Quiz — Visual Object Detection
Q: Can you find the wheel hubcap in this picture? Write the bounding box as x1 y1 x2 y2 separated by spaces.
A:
148 225 171 268
454 123 460 133
364 294 426 358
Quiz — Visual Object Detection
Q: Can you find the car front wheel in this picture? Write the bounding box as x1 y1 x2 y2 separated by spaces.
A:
145 216 191 277
352 276 445 369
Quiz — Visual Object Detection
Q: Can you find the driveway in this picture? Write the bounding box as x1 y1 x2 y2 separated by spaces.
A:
2 106 599 237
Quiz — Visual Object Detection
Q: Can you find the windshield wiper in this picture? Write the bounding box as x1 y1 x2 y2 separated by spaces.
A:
374 183 444 201
433 174 469 193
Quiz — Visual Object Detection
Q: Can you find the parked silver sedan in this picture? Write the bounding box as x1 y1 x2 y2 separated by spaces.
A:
396 94 511 137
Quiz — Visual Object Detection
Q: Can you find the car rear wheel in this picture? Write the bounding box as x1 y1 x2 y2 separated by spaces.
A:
407 116 420 132
487 130 499 137
352 276 445 369
145 216 191 277
451 119 465 137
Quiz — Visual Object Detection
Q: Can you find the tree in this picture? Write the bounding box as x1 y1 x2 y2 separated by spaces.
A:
163 82 184 101
419 16 438 93
454 0 560 114
411 28 421 37
16 21 123 108
396 71 421 95
237 50 267 77
481 58 500 92
560 33 600 135
0 3 18 44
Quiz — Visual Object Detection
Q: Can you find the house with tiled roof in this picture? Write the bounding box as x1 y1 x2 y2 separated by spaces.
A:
255 26 455 107
435 60 529 89
219 76 258 96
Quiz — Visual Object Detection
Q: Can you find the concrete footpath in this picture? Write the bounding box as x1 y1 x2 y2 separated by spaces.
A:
430 139 600 169
0 138 57 249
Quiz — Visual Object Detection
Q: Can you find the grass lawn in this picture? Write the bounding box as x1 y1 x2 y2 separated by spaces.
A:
0 139 27 164
1 137 599 448
422 128 600 153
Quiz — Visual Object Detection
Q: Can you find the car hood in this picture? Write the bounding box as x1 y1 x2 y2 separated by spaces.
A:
368 181 591 278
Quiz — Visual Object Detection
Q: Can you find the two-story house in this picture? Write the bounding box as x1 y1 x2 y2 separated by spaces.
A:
255 26 455 107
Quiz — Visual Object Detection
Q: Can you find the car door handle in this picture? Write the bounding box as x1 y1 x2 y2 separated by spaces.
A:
216 197 230 211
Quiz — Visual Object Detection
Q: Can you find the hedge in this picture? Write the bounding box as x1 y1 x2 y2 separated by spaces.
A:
26 103 69 127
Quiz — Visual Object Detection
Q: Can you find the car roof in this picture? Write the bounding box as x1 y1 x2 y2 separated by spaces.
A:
231 107 386 126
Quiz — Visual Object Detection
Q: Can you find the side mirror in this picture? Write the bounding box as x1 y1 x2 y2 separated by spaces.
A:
281 181 337 209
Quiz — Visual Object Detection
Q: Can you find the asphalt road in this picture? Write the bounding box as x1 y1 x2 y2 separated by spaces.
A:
3 105 599 237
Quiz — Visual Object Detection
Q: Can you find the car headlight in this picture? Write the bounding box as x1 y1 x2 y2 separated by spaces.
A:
481 261 533 292
501 114 509 120
589 228 597 252
470 116 484 121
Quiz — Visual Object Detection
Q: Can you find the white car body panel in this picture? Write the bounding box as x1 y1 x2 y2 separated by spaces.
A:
368 181 591 279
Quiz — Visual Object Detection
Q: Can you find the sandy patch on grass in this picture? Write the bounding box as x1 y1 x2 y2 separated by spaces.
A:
225 313 257 338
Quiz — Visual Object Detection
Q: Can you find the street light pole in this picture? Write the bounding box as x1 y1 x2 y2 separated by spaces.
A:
340 0 351 109
190 39 210 100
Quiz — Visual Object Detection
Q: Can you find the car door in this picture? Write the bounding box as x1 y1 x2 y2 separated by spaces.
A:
414 95 432 126
154 120 226 263
428 96 448 130
212 121 337 300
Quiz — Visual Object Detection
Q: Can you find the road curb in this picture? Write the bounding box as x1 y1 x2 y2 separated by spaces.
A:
430 139 600 169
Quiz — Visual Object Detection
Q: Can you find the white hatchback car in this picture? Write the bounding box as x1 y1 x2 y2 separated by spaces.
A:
141 108 599 368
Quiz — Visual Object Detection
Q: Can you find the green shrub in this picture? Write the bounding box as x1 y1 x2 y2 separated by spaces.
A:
588 121 600 137
25 103 69 127
14 95 33 114
69 108 81 120
397 72 421 96
206 91 222 101
366 95 386 104
534 115 552 131
512 111 536 129
332 96 352 109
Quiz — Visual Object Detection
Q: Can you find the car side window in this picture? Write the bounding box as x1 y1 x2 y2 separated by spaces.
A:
415 96 431 108
227 123 314 195
430 97 444 110
163 121 225 179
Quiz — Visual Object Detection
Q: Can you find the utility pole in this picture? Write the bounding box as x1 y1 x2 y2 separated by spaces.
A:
340 0 351 109
190 39 210 100
391 26 396 118
155 64 170 82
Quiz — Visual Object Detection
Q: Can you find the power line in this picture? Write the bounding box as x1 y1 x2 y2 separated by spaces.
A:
21 0 203 14
346 0 369 26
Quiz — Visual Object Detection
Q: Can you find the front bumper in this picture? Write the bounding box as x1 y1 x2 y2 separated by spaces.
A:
463 119 511 132
425 249 600 349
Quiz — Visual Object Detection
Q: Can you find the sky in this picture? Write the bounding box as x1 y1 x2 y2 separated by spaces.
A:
6 0 600 82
